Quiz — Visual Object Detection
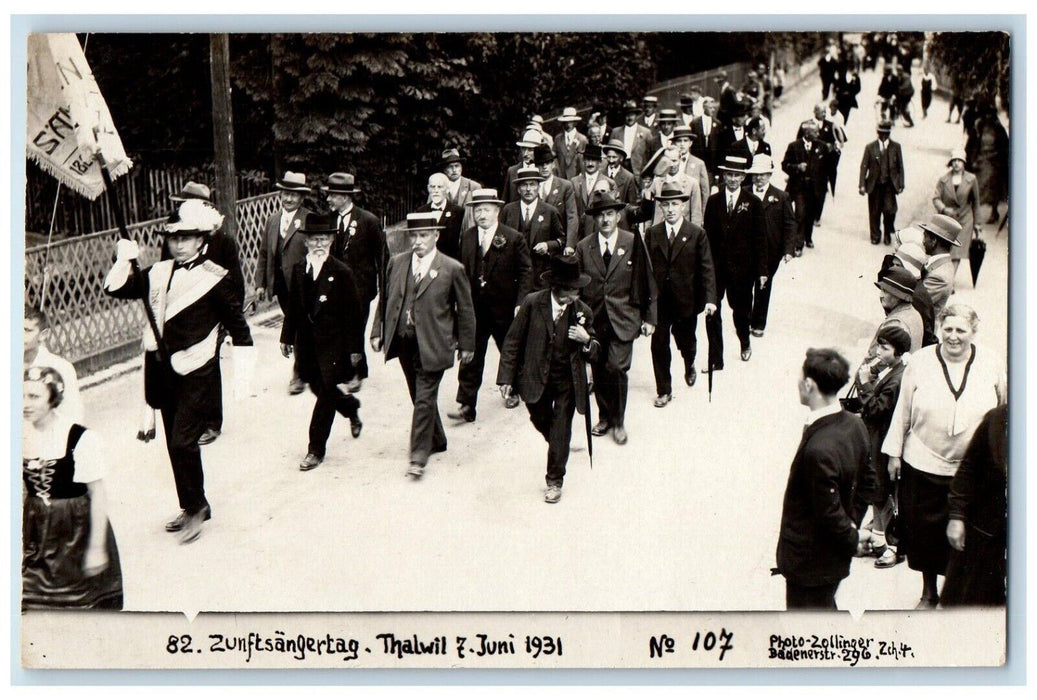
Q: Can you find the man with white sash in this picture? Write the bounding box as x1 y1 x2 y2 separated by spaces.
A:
104 200 254 544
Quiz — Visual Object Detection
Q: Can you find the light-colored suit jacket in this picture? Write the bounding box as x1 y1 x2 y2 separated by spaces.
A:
923 254 956 312
651 173 703 227
540 175 581 248
553 131 588 180
373 251 476 372
609 123 654 176
257 205 310 297
679 155 711 219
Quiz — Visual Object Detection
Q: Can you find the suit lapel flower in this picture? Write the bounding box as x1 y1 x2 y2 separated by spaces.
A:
293 219 301 230
767 195 777 203
736 201 750 214
616 247 626 257
429 269 439 280
444 211 452 218
491 233 506 249
327 275 334 282
318 294 328 302
348 220 357 236
537 214 544 223
575 310 587 326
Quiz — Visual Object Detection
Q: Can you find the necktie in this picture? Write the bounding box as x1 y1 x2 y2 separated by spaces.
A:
338 214 346 232
608 166 617 178
523 206 532 225
554 306 565 322
602 243 612 268
479 230 490 255
668 226 676 242
727 195 734 214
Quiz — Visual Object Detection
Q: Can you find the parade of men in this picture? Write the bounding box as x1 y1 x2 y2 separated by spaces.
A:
25 28 1012 642
417 172 466 260
553 107 587 180
859 120 906 245
703 155 767 366
325 172 385 387
643 184 716 407
574 190 657 445
370 213 476 479
500 166 567 287
256 171 312 394
278 213 364 472
451 189 532 422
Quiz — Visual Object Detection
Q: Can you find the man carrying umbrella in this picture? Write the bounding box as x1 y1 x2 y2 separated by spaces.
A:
497 255 599 504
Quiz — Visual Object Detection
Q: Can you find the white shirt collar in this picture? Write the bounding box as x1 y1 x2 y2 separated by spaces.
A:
550 294 569 320
337 205 354 218
805 401 842 427
306 252 328 279
522 199 539 214
411 248 438 276
753 186 767 199
599 230 619 254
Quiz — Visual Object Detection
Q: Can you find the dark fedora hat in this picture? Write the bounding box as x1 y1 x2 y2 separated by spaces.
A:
532 143 556 166
405 212 445 232
465 188 505 207
621 99 643 115
541 254 591 289
584 190 627 215
275 171 313 193
583 143 604 161
298 212 339 235
918 213 963 247
875 265 916 302
323 172 361 195
655 183 690 202
440 148 464 168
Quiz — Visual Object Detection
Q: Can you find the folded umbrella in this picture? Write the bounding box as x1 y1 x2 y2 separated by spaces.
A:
969 234 987 287
584 364 594 468
705 313 721 402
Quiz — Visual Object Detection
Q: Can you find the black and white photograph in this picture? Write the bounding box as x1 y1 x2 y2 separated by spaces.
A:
14 17 1016 673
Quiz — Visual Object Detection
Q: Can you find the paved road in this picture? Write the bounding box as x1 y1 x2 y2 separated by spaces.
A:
78 62 1009 615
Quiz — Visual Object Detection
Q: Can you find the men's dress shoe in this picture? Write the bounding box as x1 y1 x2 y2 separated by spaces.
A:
871 239 881 245
612 426 628 445
447 405 476 422
701 364 723 373
914 595 939 610
814 219 821 227
653 394 673 408
751 328 765 338
288 378 306 395
136 428 156 443
591 420 611 436
179 510 207 545
741 347 752 362
350 417 363 438
299 453 323 471
407 463 425 479
544 485 562 504
685 370 697 387
805 241 815 248
794 248 804 257
344 377 363 393
884 235 892 245
165 505 211 533
197 428 220 446
504 395 521 409
874 549 905 569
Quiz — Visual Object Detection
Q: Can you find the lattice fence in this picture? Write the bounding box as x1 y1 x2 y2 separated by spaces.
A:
25 192 282 376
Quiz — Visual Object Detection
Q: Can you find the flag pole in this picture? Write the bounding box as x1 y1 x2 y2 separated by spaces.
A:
95 150 169 362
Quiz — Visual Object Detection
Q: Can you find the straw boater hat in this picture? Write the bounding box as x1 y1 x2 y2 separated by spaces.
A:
875 265 916 303
405 212 445 231
163 199 224 236
557 107 582 122
465 188 505 207
621 99 643 115
275 171 312 192
918 214 963 247
323 172 361 195
513 166 544 184
655 182 690 202
541 254 591 289
530 114 545 126
170 181 211 202
440 148 464 168
642 95 659 106
584 190 627 214
671 125 695 142
947 148 968 167
602 139 628 159
657 109 679 123
746 154 775 175
876 120 894 134
717 154 750 173
297 212 339 235
516 129 543 149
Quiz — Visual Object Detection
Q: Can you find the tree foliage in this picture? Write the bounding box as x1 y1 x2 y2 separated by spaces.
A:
928 32 1010 111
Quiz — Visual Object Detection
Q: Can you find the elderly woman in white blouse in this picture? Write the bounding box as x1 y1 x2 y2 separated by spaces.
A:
882 304 1006 609
22 366 123 610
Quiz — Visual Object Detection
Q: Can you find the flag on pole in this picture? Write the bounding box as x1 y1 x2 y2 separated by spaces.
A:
26 33 132 200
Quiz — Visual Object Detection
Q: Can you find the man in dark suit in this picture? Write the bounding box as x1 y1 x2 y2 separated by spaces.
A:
504 129 542 203
817 44 842 100
104 199 254 544
647 109 679 154
370 213 476 480
449 189 533 422
796 103 841 225
278 213 364 472
440 148 482 232
325 172 386 387
643 185 717 407
775 348 869 609
715 71 740 126
703 155 768 367
497 255 599 504
690 98 721 177
726 116 772 165
782 121 830 252
574 191 657 445
858 120 905 245
717 101 751 160
744 155 796 337
601 140 640 205
533 144 580 250
609 100 654 177
570 143 607 220
256 172 312 395
416 172 465 261
553 107 588 180
640 95 659 129
500 166 567 289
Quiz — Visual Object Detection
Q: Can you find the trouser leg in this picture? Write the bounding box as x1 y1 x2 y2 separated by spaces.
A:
727 278 754 349
868 190 883 242
591 326 615 424
785 580 840 609
161 367 215 513
650 316 674 396
751 262 780 330
354 302 372 380
399 337 445 465
545 380 576 486
671 313 698 376
456 316 492 410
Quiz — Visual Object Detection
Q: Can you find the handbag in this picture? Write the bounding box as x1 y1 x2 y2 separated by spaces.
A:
885 483 900 548
840 381 863 414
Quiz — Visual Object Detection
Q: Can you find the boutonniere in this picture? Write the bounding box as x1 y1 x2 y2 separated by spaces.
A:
293 219 301 229
537 214 544 223
737 202 750 214
429 269 438 280
491 233 506 249
348 221 357 236
616 247 626 257
767 195 777 203
681 236 687 242
328 276 334 282
318 294 328 302
444 211 452 218
575 311 587 326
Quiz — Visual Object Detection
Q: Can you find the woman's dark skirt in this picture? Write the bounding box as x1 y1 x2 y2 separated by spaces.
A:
898 461 953 575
